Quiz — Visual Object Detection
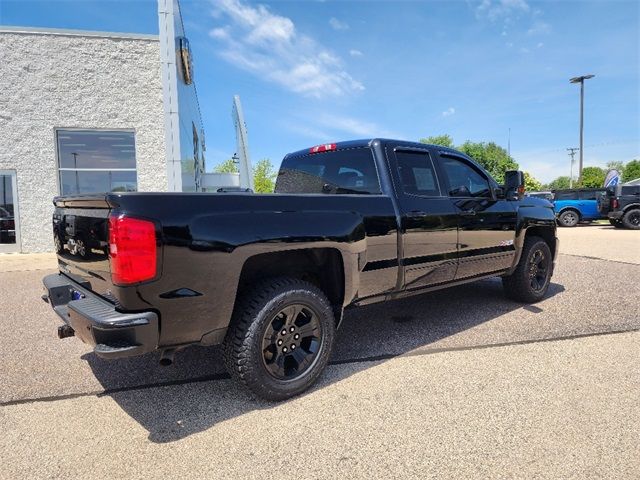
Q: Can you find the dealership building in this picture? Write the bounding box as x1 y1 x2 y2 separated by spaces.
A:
0 0 234 253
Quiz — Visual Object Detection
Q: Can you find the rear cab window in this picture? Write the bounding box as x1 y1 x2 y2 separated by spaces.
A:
275 147 381 195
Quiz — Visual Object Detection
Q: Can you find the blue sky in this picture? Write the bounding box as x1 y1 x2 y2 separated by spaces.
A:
2 0 639 183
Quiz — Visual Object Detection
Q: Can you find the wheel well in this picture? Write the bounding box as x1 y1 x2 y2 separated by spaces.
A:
623 205 640 214
559 207 581 219
236 248 345 324
525 226 556 259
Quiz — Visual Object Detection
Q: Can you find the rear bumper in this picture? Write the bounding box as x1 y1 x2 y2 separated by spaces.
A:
42 273 158 359
608 211 623 220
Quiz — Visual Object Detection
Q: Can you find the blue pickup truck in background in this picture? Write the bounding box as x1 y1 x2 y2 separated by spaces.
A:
552 188 608 227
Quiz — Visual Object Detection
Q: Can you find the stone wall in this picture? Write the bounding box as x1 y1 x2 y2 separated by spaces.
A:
0 29 166 252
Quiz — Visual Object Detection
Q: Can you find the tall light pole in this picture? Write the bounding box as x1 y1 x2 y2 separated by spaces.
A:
569 74 595 185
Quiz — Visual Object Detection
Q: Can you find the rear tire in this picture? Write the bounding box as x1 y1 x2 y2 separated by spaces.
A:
502 236 552 303
558 210 579 227
622 209 640 230
223 277 336 401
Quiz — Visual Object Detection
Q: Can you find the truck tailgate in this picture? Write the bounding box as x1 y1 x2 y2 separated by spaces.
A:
53 195 113 300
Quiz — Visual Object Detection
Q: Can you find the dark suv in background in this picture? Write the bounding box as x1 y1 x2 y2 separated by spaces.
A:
552 188 607 227
598 184 640 229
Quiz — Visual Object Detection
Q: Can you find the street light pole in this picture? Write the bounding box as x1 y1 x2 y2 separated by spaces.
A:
569 74 594 185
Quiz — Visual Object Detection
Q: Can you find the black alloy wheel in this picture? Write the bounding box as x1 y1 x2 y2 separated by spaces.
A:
622 209 640 230
528 248 549 293
502 236 552 303
223 277 335 401
261 303 323 380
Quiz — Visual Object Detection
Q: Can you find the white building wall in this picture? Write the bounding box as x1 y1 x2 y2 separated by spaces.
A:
0 28 167 252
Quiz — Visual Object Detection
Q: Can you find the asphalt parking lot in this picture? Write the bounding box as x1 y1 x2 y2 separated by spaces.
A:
1 225 639 479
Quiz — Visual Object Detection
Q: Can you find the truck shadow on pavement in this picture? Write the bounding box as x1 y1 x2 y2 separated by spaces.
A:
84 278 564 443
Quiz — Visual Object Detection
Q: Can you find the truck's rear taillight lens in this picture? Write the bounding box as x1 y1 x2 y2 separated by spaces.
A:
612 199 619 209
108 215 157 285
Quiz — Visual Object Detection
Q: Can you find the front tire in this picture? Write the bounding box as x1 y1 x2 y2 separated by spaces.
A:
558 210 579 227
223 277 336 401
502 236 553 303
622 209 640 230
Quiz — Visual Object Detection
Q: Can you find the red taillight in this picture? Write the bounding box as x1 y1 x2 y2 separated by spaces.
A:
612 199 619 209
108 215 157 285
309 143 337 154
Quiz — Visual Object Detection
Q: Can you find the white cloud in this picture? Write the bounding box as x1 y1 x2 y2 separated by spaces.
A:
210 27 229 40
475 0 530 22
329 17 349 31
349 49 363 57
537 42 544 48
210 0 364 98
527 20 552 35
283 113 404 140
283 122 333 141
442 107 456 117
318 114 384 137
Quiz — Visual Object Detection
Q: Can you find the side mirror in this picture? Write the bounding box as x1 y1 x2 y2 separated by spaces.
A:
504 170 525 200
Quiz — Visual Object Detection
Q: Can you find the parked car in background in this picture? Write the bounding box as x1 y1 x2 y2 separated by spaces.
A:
598 183 640 229
0 207 15 244
552 188 607 227
526 191 554 202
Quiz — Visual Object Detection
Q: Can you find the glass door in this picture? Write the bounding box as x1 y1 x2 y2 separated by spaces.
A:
0 170 20 253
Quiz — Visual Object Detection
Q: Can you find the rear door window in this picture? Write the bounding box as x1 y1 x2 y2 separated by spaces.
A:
394 150 441 197
621 186 640 195
555 191 578 200
276 148 381 194
578 190 602 200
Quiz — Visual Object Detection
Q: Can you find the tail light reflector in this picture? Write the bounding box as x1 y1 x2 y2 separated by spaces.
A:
108 215 157 285
612 199 619 209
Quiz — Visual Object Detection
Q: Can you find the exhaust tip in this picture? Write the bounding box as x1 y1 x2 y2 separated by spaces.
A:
159 348 176 367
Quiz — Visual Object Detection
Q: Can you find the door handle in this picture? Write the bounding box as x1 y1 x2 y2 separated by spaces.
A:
459 209 476 217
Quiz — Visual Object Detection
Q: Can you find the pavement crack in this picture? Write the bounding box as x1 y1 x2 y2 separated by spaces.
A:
559 253 639 266
2 327 638 408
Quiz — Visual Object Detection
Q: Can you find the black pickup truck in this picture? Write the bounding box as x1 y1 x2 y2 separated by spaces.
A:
43 139 558 400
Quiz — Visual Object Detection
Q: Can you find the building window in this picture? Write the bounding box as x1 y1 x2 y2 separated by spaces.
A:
56 130 137 195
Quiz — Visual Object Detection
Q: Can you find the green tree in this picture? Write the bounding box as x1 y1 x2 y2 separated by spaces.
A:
546 176 572 190
523 172 542 192
624 159 640 181
458 141 518 183
253 158 277 193
213 158 239 173
579 166 606 188
420 134 455 148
